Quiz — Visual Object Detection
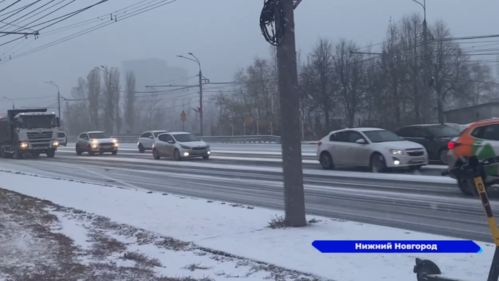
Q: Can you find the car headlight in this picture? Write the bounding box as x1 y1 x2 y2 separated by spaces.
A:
390 149 404 155
112 138 117 143
91 139 98 144
180 144 191 149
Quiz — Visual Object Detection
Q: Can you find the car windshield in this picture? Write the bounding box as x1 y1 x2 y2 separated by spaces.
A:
57 132 65 137
427 125 460 137
363 130 403 143
173 133 199 142
88 132 108 139
16 115 56 129
153 131 166 137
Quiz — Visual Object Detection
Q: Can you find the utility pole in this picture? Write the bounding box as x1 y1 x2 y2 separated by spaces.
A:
44 81 61 126
177 53 203 136
260 0 306 227
199 67 203 135
412 0 434 123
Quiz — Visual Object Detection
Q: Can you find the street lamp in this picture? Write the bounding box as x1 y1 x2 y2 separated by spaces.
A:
3 96 14 109
44 81 61 122
411 0 438 123
177 53 204 136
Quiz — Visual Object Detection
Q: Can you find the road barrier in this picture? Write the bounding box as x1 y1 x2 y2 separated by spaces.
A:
67 135 320 144
66 135 282 144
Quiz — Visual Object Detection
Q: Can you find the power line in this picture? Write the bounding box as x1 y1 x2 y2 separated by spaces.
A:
0 0 178 64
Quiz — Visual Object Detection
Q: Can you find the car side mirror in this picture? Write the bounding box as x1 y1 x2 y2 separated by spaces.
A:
355 139 366 144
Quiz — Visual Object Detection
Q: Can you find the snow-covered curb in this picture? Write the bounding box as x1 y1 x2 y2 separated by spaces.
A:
0 169 491 281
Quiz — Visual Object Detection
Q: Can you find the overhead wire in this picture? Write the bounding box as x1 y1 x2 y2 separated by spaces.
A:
0 0 57 32
0 0 178 64
0 0 20 15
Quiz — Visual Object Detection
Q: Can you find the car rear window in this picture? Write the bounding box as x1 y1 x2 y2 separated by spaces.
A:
426 125 460 137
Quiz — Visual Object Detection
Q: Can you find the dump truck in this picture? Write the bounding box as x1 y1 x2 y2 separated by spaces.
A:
0 108 59 159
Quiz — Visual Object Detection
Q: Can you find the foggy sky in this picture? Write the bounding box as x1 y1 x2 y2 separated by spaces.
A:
0 0 496 113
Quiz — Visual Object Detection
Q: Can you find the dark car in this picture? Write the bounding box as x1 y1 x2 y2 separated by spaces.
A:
395 124 461 163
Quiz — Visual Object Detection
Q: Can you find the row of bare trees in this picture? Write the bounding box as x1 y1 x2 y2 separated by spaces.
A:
213 14 497 138
63 67 221 136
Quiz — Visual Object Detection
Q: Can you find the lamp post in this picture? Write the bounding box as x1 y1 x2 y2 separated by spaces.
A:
177 53 203 136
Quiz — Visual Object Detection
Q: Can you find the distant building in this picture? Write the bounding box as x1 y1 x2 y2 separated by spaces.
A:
444 102 499 124
121 58 189 91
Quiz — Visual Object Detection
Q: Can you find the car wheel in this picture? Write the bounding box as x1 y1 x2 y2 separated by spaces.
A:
457 177 476 196
112 150 118 155
202 155 210 160
46 150 55 158
138 143 145 153
319 152 334 170
76 147 82 156
87 146 94 156
173 149 182 161
370 153 387 173
13 147 23 159
439 148 449 164
153 149 160 160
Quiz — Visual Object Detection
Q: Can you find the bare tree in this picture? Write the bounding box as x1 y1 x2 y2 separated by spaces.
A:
301 38 337 133
333 39 366 127
124 71 136 133
86 68 101 129
64 77 90 133
101 66 121 134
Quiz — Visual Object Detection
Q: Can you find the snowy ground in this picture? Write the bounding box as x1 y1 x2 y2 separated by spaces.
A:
0 169 492 281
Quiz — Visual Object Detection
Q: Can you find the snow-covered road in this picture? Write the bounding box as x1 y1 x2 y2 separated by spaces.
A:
57 143 447 176
0 153 497 243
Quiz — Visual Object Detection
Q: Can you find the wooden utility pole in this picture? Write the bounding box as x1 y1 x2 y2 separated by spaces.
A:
274 0 306 226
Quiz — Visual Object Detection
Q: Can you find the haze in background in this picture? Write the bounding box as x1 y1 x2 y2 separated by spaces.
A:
0 0 496 113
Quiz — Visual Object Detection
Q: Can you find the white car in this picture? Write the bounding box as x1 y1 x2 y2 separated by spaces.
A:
152 132 210 161
137 130 167 153
317 127 428 172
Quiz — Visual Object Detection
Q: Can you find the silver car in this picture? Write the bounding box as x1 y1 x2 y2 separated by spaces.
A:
75 131 118 156
152 132 210 160
57 131 67 146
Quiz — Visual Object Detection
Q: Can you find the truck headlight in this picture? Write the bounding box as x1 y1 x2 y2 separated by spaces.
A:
113 143 119 147
20 142 28 149
112 138 118 143
53 141 59 147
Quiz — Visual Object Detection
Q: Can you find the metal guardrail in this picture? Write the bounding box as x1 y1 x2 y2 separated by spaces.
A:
110 135 282 144
66 135 320 144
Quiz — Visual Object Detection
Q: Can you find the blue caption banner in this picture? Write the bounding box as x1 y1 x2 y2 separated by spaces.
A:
312 240 482 253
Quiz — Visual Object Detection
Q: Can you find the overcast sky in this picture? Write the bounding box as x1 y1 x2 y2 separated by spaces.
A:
0 0 497 113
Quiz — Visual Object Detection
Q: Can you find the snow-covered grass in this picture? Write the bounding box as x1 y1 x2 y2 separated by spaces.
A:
0 169 490 280
0 180 320 280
